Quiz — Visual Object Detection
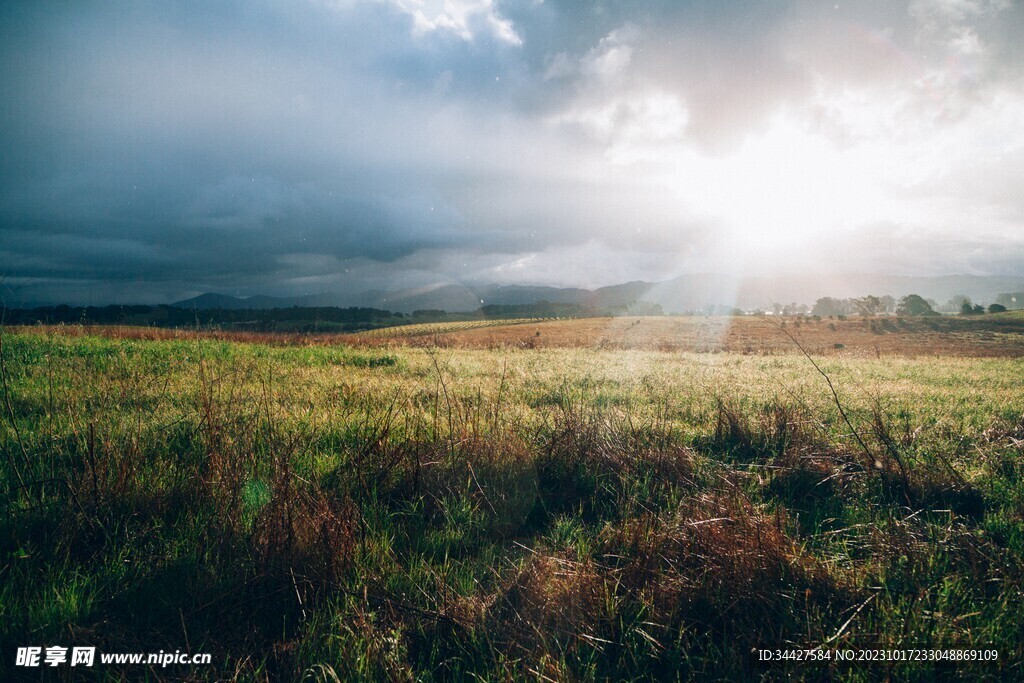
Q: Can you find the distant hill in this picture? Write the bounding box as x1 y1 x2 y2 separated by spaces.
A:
170 293 293 310
169 273 1024 315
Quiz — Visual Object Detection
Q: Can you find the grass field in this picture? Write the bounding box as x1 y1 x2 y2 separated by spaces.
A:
2 320 1024 680
349 312 1024 357
349 318 544 339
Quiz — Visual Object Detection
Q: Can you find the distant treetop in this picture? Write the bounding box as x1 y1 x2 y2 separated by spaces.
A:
897 294 938 316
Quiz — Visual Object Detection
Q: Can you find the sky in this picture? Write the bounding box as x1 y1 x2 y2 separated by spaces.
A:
2 0 1023 304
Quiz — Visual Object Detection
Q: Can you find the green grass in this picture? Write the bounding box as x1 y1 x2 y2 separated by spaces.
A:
2 330 1023 680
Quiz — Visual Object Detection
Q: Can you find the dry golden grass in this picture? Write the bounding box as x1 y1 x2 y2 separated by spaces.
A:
349 318 542 339
11 311 1024 358
350 314 1024 357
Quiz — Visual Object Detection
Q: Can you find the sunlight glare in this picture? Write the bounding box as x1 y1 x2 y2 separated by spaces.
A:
669 115 894 255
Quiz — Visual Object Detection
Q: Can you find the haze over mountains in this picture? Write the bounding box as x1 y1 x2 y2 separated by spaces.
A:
171 273 1024 315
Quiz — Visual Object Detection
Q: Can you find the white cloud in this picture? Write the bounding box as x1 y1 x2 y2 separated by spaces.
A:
549 92 688 168
544 25 689 163
909 0 1011 62
581 26 637 80
389 0 521 44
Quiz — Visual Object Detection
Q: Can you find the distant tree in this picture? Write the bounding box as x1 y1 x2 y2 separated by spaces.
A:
782 302 808 316
413 309 447 319
852 295 882 316
988 303 1007 313
879 295 896 313
811 298 831 316
625 300 664 316
812 297 852 317
960 299 976 315
972 304 984 314
947 294 972 314
897 294 938 316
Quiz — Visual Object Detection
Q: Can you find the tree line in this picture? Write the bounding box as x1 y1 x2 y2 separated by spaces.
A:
811 294 1013 318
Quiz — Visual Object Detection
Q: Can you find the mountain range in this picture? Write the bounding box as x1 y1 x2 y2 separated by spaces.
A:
171 273 1024 314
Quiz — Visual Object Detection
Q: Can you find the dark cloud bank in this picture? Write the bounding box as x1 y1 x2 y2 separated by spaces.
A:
2 0 1023 305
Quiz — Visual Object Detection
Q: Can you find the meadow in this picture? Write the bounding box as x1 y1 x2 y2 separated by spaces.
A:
349 311 1024 358
2 319 1023 680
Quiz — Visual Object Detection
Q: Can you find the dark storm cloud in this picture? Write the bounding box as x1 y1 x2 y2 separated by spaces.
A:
0 0 507 300
1 0 1022 304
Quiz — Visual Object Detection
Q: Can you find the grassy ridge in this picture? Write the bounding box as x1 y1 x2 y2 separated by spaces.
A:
2 330 1023 680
